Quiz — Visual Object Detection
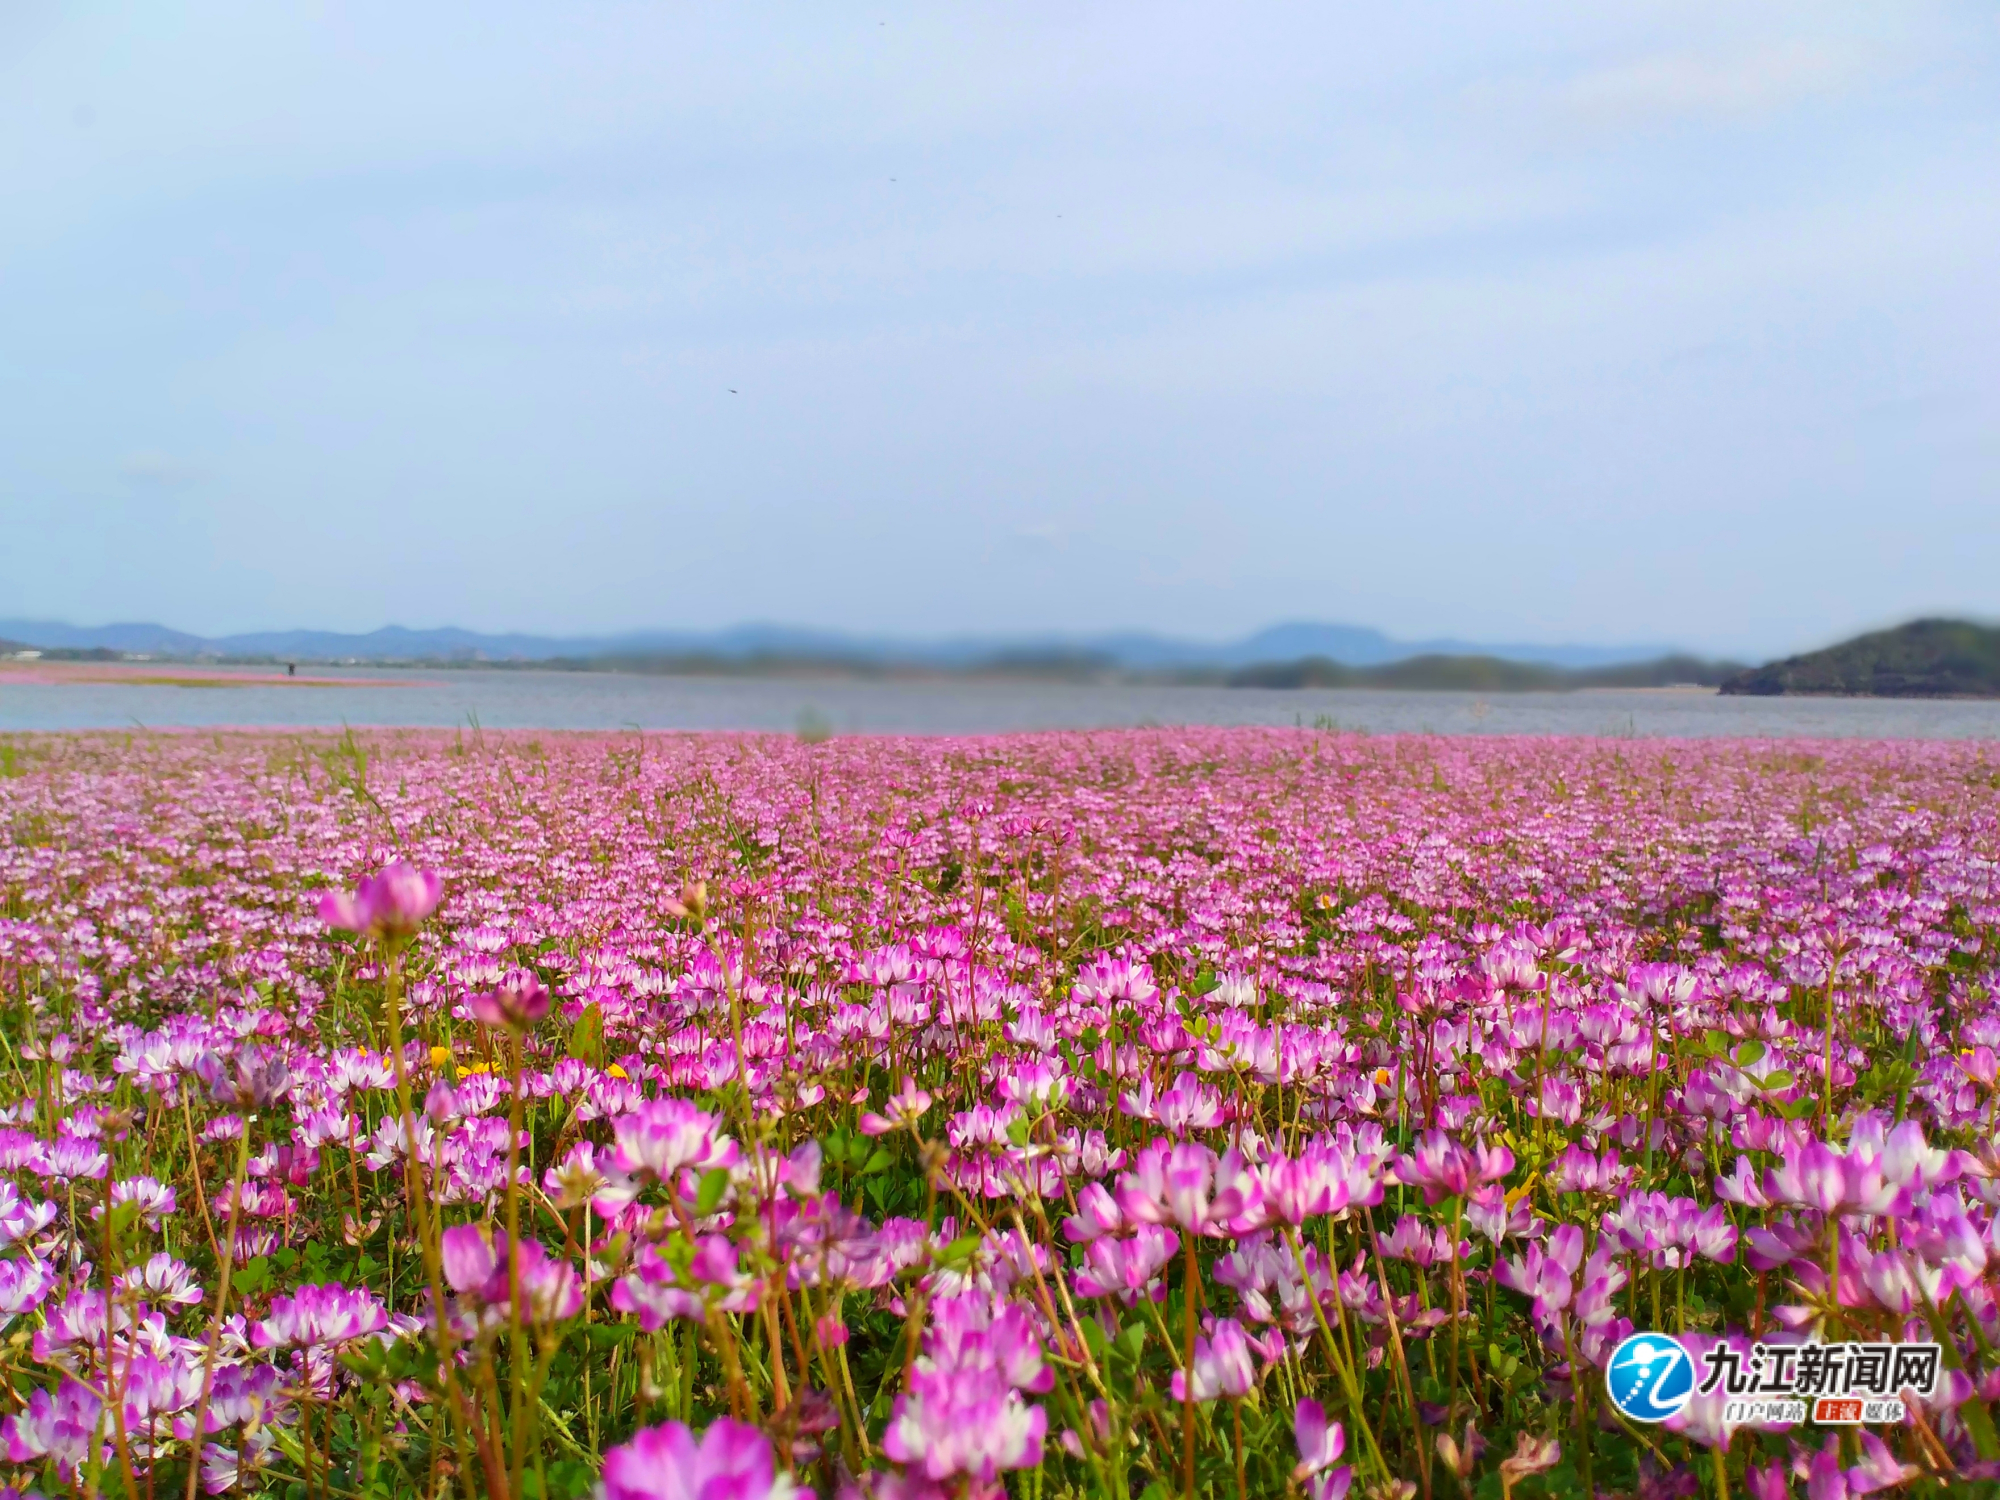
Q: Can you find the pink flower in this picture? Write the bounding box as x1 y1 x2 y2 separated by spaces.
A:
1293 1398 1352 1500
250 1282 390 1347
613 1237 760 1329
441 1225 585 1325
442 1223 499 1294
1073 1224 1179 1303
1117 1140 1222 1232
4 1378 102 1480
882 1291 1051 1481
1171 1318 1256 1402
1547 1144 1632 1195
1392 1132 1513 1205
318 863 443 941
859 1077 934 1137
601 1417 795 1500
466 970 550 1031
1061 1181 1124 1243
1496 1222 1585 1323
613 1099 741 1181
1259 1136 1384 1225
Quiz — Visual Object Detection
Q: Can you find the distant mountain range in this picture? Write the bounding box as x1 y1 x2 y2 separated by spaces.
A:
0 617 1684 673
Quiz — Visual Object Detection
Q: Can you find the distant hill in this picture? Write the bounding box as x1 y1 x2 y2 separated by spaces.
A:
0 616 1682 674
1720 619 2000 698
1231 652 1739 692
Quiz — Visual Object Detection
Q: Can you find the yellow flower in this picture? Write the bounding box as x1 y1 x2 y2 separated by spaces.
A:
429 1045 452 1069
607 1063 629 1079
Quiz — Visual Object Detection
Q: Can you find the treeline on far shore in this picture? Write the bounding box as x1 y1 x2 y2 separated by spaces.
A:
1223 651 1738 691
6 641 1742 692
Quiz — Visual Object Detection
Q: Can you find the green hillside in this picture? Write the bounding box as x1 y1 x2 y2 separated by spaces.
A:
1720 618 2000 697
1227 652 1736 691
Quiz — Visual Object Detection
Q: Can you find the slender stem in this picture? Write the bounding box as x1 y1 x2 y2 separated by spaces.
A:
1182 1230 1197 1500
506 1031 530 1500
382 945 494 1498
184 1126 252 1500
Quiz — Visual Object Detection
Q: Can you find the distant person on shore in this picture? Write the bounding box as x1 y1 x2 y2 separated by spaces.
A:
287 662 296 677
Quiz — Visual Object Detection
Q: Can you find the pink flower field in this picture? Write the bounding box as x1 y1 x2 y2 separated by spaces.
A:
1 726 1998 1499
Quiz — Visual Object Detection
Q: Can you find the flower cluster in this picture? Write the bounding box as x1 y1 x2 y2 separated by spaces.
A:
0 727 1993 1498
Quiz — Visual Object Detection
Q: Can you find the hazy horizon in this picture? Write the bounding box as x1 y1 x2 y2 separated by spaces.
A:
3 4 1995 659
8 606 1987 666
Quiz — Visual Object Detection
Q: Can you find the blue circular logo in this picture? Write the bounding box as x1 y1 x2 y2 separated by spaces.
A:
1607 1333 1694 1422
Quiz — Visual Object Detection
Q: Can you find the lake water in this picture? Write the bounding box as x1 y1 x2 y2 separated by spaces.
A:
3 668 2000 738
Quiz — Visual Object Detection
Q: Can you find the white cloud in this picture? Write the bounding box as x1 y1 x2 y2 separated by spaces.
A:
1561 41 1862 127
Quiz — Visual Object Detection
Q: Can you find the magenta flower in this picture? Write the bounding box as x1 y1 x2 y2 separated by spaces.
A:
1074 1224 1179 1303
544 1139 638 1214
1496 1222 1585 1324
613 1099 741 1181
859 1077 935 1137
441 1224 585 1325
882 1367 1046 1482
923 1293 1053 1395
1601 1191 1737 1269
1117 1140 1222 1232
1292 1398 1352 1500
1061 1181 1125 1243
442 1223 499 1294
466 969 550 1031
613 1237 760 1329
318 862 443 941
194 1044 292 1110
1392 1131 1513 1205
250 1282 390 1347
1546 1144 1631 1195
4 1378 103 1480
601 1417 795 1500
882 1290 1051 1481
0 1256 56 1318
1171 1318 1256 1402
1258 1136 1385 1225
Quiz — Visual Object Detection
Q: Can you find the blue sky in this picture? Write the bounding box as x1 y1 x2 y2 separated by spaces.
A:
1 2 1994 657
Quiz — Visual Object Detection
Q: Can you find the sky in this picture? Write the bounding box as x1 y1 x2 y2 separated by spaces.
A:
0 3 1995 658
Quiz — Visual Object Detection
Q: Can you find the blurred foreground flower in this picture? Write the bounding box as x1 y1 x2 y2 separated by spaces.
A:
318 862 442 940
601 1416 795 1500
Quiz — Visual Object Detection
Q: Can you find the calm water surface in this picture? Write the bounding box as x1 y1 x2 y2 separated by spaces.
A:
4 669 1999 738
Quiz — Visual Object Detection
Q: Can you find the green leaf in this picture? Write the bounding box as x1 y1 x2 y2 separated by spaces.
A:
934 1233 983 1271
1079 1317 1110 1363
1758 1069 1795 1091
1732 1039 1766 1068
105 1199 146 1245
232 1257 272 1298
861 1148 893 1176
568 1003 604 1067
695 1167 732 1216
1116 1320 1148 1363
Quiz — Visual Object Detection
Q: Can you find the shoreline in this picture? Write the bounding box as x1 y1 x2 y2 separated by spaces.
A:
0 661 419 688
